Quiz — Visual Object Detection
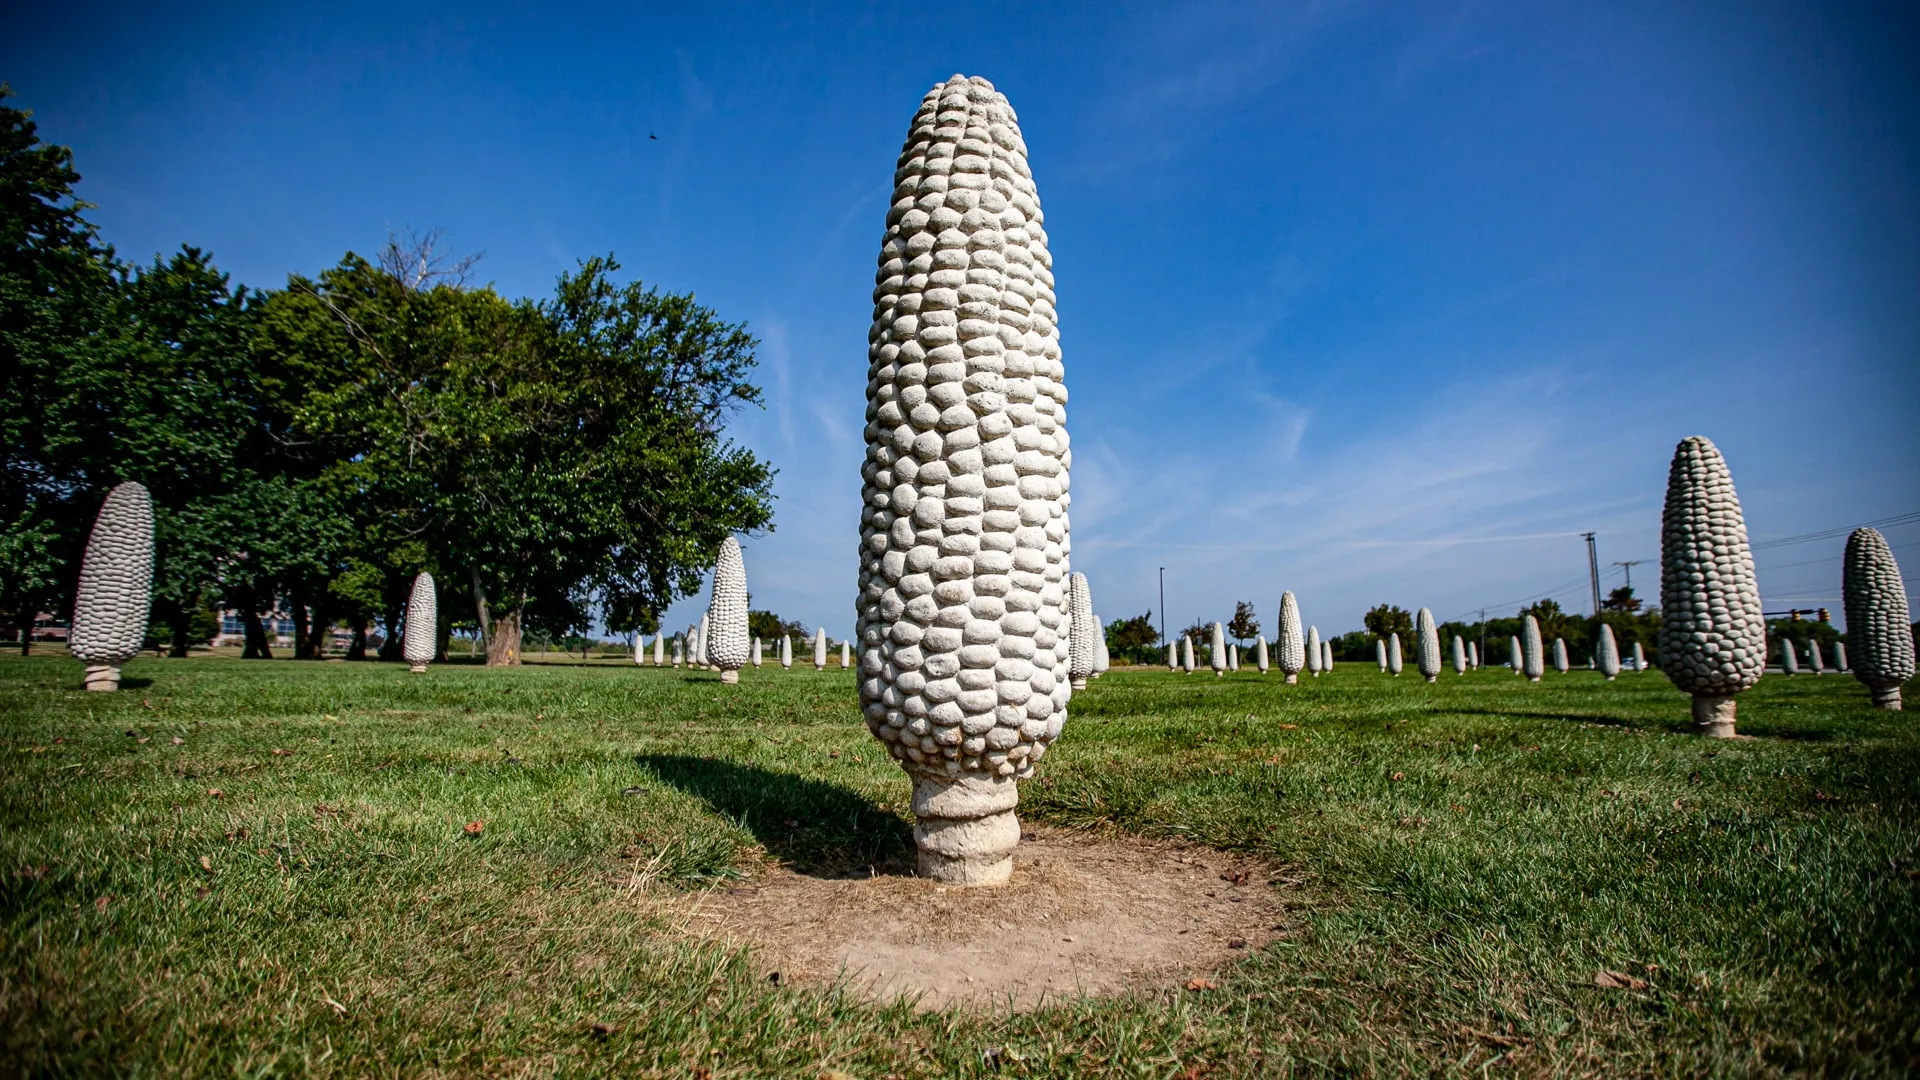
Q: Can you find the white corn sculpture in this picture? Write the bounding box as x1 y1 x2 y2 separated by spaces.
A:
1780 638 1798 675
1632 640 1646 672
813 627 827 671
1306 626 1322 676
1210 622 1227 676
1468 640 1479 670
1275 592 1305 684
842 639 852 669
1182 636 1195 673
1375 639 1387 672
1167 641 1177 669
1552 637 1569 675
1657 436 1765 736
1322 641 1333 673
1843 527 1914 710
403 572 436 674
752 637 763 667
654 634 665 666
633 633 645 665
1450 634 1466 676
708 537 750 684
1067 572 1096 690
1597 623 1621 680
1808 639 1826 674
695 615 710 668
857 75 1071 886
778 635 792 669
1522 617 1544 681
1509 635 1522 674
1092 617 1108 678
1255 635 1270 674
1387 632 1403 676
68 481 155 691
1834 640 1849 673
1415 608 1441 682
672 641 683 667
1227 643 1239 671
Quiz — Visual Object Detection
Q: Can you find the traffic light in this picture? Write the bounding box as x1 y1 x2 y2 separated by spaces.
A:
1818 608 1830 623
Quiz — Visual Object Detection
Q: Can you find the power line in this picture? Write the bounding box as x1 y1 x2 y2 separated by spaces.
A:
1749 511 1920 551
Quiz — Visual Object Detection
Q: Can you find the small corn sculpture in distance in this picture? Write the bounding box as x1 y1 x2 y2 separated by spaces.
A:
1227 643 1239 671
1166 641 1176 669
1780 638 1798 675
68 481 155 691
1521 617 1544 681
841 640 852 669
1468 640 1480 669
857 75 1072 885
633 633 645 665
1509 635 1522 674
1182 636 1195 673
708 537 751 684
1375 639 1387 672
1322 640 1334 673
654 634 665 666
1092 617 1108 678
1255 635 1270 674
1210 622 1227 676
1306 625 1322 677
1415 608 1441 682
812 627 827 671
780 635 793 669
1657 436 1765 736
672 640 684 667
1632 640 1646 672
403 572 436 674
1807 639 1825 674
694 615 709 668
1552 637 1570 675
1450 634 1466 676
1597 623 1621 680
1275 592 1305 684
1833 640 1849 672
1843 527 1914 710
752 637 762 667
1067 572 1096 690
1387 632 1404 676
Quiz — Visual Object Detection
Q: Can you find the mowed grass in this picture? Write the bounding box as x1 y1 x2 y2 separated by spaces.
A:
1 653 1916 1077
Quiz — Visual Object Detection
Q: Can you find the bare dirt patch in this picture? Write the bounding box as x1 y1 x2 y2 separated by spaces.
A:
663 828 1305 1010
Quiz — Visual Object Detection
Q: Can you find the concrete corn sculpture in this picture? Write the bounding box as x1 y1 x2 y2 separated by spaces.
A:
842 640 852 669
857 75 1073 886
633 633 645 665
780 635 793 669
1522 617 1544 681
1306 626 1322 676
752 637 763 667
672 641 683 667
1780 638 1798 675
1182 636 1194 672
1210 622 1227 676
1376 639 1388 672
708 537 751 684
813 627 827 672
1597 623 1621 680
1092 618 1108 678
1227 643 1239 671
1552 637 1570 675
1450 634 1466 676
1067 572 1096 690
1632 641 1646 672
1843 527 1914 710
1387 632 1403 676
1322 641 1333 673
1834 640 1849 672
654 635 665 666
402 572 436 674
1808 639 1825 674
1468 641 1479 669
1415 608 1441 682
68 481 155 691
1509 636 1521 674
1657 436 1765 736
1276 592 1305 684
1255 635 1270 674
1167 641 1177 669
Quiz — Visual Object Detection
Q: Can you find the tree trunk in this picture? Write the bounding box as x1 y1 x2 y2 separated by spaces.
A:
470 567 491 654
169 607 191 658
435 617 452 663
19 616 32 656
346 620 368 661
486 605 524 667
289 584 314 660
303 593 334 660
377 602 403 661
239 584 272 659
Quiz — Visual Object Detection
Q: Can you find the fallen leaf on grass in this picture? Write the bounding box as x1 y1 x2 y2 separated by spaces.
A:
463 821 485 835
94 895 112 912
1185 978 1217 992
198 856 213 873
1814 791 1837 803
1220 870 1249 885
1276 723 1299 730
171 736 184 746
1389 772 1406 782
1673 798 1683 810
1461 1025 1528 1048
323 995 347 1015
1594 969 1649 991
207 788 224 799
587 1022 616 1039
271 748 293 757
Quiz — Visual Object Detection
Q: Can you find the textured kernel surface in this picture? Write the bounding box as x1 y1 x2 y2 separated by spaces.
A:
68 481 155 666
1656 436 1765 697
709 538 750 672
1843 527 1914 691
402 572 436 666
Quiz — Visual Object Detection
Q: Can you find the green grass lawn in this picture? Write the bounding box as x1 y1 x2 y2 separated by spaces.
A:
2 653 1915 1076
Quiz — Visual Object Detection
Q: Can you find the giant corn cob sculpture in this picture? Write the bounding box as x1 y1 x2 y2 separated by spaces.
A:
1632 640 1646 672
1376 639 1388 672
1182 636 1194 673
1552 637 1569 675
1657 436 1765 735
1843 527 1914 709
708 537 750 683
813 627 827 671
1597 623 1621 680
1275 592 1305 684
1808 639 1825 674
1067 573 1096 689
1322 641 1333 672
856 75 1072 885
1450 634 1466 676
780 635 793 669
1210 622 1227 676
1780 638 1798 675
1092 617 1108 678
68 481 155 691
1521 617 1544 681
1415 608 1441 682
1255 635 1270 674
1306 626 1322 676
1387 632 1403 676
403 572 436 673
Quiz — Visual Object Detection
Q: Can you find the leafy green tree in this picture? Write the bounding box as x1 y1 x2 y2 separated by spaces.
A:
748 609 805 642
1363 604 1412 642
1227 600 1260 646
1603 585 1641 613
1104 611 1159 665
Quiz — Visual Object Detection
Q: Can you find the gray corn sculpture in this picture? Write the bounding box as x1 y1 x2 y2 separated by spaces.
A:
1509 635 1522 674
1322 641 1333 673
1657 436 1765 736
1210 622 1227 675
1597 623 1621 680
1255 635 1270 674
1843 527 1914 709
1067 572 1096 689
402 572 436 673
1552 637 1569 675
1387 632 1403 676
842 639 852 669
68 481 155 691
1415 608 1441 682
1275 591 1305 684
1834 640 1849 672
1807 639 1825 674
633 633 645 665
1780 638 1798 676
1306 625 1322 676
1092 617 1108 678
1468 640 1479 669
1166 641 1176 669
812 627 827 671
708 538 750 683
692 615 707 668
1632 640 1646 672
672 641 684 667
1522 617 1544 681
1227 643 1239 671
1450 634 1466 676
1375 639 1387 672
857 75 1071 886
1182 635 1195 672
654 634 665 666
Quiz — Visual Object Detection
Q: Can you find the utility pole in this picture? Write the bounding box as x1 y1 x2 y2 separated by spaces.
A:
1477 607 1487 665
1611 560 1646 598
1582 532 1601 617
1158 567 1166 649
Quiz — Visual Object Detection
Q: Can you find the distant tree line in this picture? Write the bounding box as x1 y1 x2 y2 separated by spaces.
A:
0 89 774 665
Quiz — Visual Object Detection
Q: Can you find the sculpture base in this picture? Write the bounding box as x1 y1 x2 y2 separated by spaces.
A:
1425 675 1438 683
720 669 739 684
1527 675 1541 682
409 663 427 674
1605 675 1617 682
1071 676 1087 690
1872 685 1903 711
911 774 1019 886
83 664 119 692
1285 674 1298 685
1693 694 1738 737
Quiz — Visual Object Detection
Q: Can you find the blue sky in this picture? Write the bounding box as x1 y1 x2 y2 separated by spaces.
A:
8 0 1917 640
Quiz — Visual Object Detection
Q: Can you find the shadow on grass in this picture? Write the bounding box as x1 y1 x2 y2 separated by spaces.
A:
636 753 914 879
1458 708 1840 742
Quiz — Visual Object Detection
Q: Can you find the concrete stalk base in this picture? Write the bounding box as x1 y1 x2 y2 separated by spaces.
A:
408 663 427 674
83 664 119 692
720 669 740 684
911 774 1020 886
1070 676 1087 690
1284 674 1298 685
1425 675 1438 683
1693 694 1738 737
1872 686 1903 710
